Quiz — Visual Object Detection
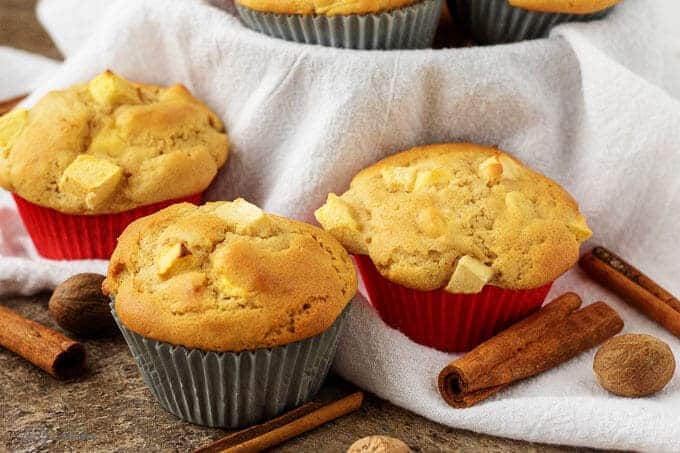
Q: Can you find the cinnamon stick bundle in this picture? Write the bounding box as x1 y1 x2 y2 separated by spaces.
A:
438 293 623 408
580 247 680 338
0 304 86 379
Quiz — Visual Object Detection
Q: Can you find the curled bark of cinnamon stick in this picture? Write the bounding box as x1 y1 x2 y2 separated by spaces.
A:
438 293 623 408
194 392 364 453
580 247 680 338
0 304 87 379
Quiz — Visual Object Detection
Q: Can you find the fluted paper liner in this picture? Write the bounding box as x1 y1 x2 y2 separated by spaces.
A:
236 0 443 49
13 193 203 260
451 0 614 44
355 255 552 352
111 302 350 428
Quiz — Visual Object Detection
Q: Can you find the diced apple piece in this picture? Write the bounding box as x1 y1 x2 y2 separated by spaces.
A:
89 70 140 107
213 273 247 299
157 242 189 276
314 193 366 253
445 255 495 294
315 194 359 231
417 207 448 238
479 153 523 184
479 156 504 185
59 154 123 209
381 166 416 192
567 215 593 241
213 198 275 236
497 154 522 180
414 168 451 191
0 109 28 155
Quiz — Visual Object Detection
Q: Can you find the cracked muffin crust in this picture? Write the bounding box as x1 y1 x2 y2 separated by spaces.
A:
234 0 420 15
508 0 621 14
315 143 592 294
103 199 357 352
0 71 228 214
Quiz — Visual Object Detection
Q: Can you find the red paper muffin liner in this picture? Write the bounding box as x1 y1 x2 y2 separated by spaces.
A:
12 193 203 260
354 255 553 352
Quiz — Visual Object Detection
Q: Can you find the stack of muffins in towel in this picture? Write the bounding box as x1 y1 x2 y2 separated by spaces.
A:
233 0 622 48
0 0 604 424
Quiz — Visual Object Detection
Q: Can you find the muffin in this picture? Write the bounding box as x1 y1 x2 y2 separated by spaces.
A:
449 0 622 44
315 143 591 351
0 70 228 259
235 0 443 50
103 199 356 427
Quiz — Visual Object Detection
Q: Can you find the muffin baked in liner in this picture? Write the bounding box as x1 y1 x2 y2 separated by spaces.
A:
13 193 202 260
355 255 552 352
236 0 443 50
0 71 229 260
315 143 592 352
450 0 615 44
112 301 350 428
104 199 357 427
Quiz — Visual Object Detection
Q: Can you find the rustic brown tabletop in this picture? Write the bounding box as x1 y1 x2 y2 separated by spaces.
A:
0 1 600 451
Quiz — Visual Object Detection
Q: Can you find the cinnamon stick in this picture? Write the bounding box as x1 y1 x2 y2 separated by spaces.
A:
0 304 86 379
438 293 623 408
580 247 680 338
194 392 364 453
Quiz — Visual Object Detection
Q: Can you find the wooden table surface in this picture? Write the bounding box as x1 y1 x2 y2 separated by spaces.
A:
0 1 598 451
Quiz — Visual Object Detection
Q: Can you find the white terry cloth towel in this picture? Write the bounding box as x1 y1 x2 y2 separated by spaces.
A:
0 46 59 101
1 0 680 449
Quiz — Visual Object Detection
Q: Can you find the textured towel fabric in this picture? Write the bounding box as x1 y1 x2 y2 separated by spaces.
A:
0 46 59 100
1 0 680 449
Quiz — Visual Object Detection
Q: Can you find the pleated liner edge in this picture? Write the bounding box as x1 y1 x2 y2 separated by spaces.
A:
12 193 203 260
354 255 553 352
111 301 351 428
452 0 614 44
236 0 443 49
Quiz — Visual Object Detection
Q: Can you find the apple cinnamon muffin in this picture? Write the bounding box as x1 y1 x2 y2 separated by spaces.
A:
0 70 228 259
104 199 356 427
315 143 591 351
0 70 228 214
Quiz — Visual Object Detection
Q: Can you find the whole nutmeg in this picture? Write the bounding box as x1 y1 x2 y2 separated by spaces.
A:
593 334 675 397
347 435 410 453
49 273 116 337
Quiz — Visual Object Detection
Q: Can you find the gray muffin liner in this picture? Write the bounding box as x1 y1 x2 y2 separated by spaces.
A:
111 302 350 428
236 0 443 49
452 0 614 44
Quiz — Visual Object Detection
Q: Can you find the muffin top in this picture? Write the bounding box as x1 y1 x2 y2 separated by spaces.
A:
508 0 621 14
103 199 357 352
315 143 592 293
0 71 228 214
235 0 420 15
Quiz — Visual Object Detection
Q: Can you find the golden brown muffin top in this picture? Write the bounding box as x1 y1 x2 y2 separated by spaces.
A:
0 71 228 214
103 200 357 352
508 0 621 14
235 0 420 15
315 143 592 293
